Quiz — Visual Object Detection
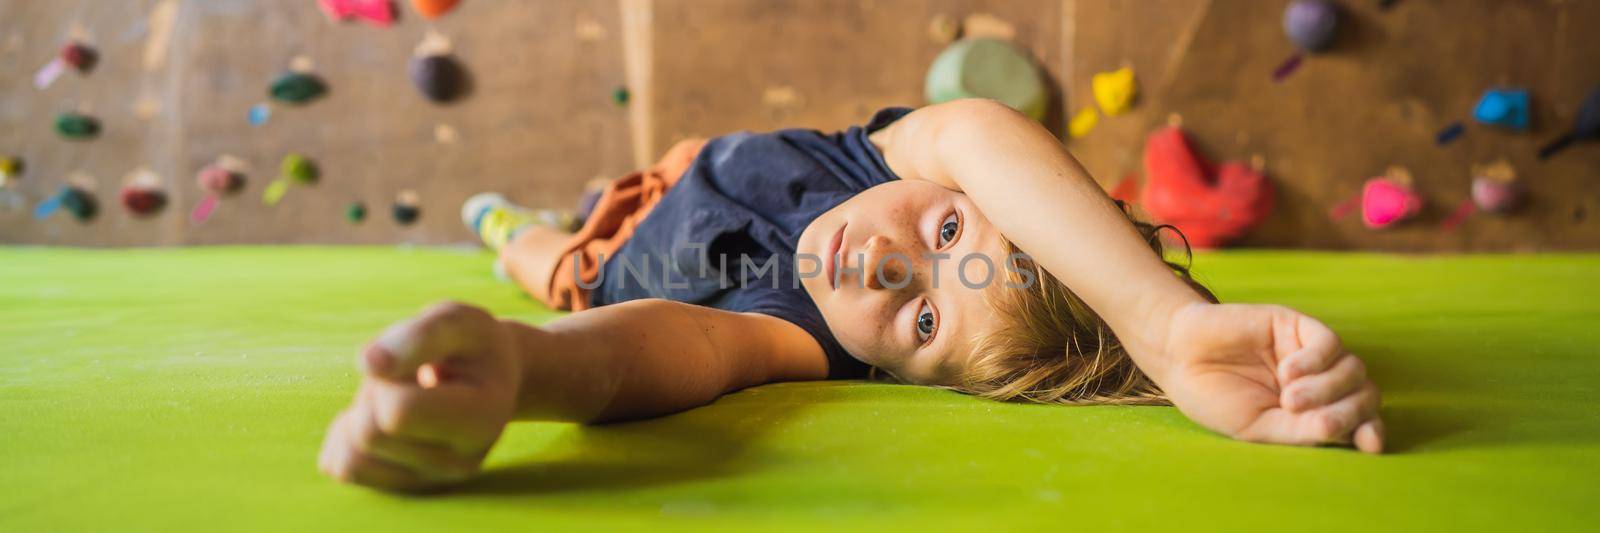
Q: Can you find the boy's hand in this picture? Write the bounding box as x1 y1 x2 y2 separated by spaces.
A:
318 302 522 491
1158 303 1384 453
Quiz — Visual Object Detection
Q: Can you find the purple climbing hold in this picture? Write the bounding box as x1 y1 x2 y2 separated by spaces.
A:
1435 122 1465 146
1284 0 1339 53
409 54 466 103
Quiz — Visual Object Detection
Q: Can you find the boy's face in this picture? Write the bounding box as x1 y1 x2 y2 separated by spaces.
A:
798 180 1013 385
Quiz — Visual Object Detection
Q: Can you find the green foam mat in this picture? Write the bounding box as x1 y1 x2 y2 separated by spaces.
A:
2 247 1597 531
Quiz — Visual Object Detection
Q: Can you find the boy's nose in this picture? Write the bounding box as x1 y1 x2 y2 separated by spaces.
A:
862 235 912 290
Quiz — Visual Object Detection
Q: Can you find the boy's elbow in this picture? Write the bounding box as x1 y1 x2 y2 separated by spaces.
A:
935 98 1031 130
928 99 1037 149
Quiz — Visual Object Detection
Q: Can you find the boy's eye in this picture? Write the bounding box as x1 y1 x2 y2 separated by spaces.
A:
915 300 937 343
937 212 960 248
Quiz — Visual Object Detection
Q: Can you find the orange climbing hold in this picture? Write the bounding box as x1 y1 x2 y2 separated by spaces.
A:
411 0 461 20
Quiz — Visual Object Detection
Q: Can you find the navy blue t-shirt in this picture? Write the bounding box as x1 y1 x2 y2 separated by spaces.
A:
591 107 913 379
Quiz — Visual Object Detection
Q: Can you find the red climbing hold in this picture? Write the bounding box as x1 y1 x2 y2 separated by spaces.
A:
120 186 166 216
1109 174 1140 204
319 0 396 26
1140 126 1275 248
60 42 96 72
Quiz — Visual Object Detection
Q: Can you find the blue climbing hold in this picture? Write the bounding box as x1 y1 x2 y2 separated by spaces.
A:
248 103 271 126
34 185 95 221
33 193 62 220
1473 89 1530 130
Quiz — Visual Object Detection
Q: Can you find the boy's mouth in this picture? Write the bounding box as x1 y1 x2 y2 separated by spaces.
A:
826 222 845 290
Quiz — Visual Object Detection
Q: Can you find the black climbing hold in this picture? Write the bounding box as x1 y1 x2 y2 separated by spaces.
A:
1578 88 1600 138
59 186 97 221
409 55 465 103
612 86 630 106
270 72 328 104
1539 87 1600 160
55 112 100 139
392 202 420 225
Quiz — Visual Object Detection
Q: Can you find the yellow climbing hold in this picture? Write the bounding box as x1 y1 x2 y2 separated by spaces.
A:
1092 67 1138 116
0 157 18 187
1068 107 1099 138
262 178 290 206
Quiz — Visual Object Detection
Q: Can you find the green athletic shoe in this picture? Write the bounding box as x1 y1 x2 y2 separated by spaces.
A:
461 192 577 251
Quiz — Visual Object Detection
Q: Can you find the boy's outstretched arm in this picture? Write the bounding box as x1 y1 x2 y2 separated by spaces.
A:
510 299 827 422
318 299 826 491
871 99 1383 453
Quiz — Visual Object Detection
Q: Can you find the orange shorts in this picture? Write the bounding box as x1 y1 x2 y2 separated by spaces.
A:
542 139 707 311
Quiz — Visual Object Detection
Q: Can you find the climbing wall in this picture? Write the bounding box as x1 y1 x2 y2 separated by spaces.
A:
2 0 1597 250
1063 0 1600 251
637 0 1600 251
0 0 634 245
636 0 1067 157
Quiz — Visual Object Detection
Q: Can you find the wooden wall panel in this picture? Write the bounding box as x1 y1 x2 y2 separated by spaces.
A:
1072 0 1600 251
2 0 1597 250
1 1 185 246
641 0 1066 156
1060 0 1210 192
0 0 634 246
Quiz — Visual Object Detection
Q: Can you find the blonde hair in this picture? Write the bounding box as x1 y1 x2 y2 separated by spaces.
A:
954 202 1215 405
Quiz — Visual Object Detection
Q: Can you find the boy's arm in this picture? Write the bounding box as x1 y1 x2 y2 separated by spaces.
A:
509 298 828 423
871 100 1205 374
870 99 1382 452
319 300 827 491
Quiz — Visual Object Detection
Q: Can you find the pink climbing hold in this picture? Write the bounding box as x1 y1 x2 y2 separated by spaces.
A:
191 195 218 224
1361 176 1422 229
1440 199 1476 232
192 163 242 224
197 164 241 193
319 0 396 26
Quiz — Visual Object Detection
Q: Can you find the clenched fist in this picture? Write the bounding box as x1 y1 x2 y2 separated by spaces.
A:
318 302 522 491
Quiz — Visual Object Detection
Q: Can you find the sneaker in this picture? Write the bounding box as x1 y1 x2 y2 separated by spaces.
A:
461 192 578 250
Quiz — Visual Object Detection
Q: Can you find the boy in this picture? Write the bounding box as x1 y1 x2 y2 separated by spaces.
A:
318 100 1382 491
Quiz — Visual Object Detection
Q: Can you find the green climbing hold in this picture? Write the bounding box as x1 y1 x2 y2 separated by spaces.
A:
269 72 327 104
345 202 367 223
262 178 290 206
924 38 1047 121
612 86 630 106
281 154 318 184
55 112 100 139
